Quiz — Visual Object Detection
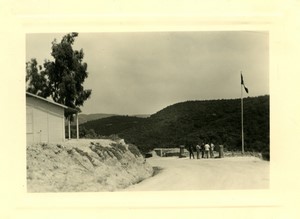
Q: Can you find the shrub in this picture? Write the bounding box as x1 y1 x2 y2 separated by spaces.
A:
261 147 270 161
73 147 96 166
109 134 121 141
111 143 127 153
109 148 123 161
40 143 48 149
128 144 141 157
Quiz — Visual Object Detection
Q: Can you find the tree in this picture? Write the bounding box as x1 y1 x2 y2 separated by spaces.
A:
26 32 92 117
26 58 50 97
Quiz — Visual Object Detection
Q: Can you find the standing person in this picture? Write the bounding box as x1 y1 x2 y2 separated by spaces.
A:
201 143 205 158
188 144 195 159
210 143 215 158
196 144 201 159
204 143 210 158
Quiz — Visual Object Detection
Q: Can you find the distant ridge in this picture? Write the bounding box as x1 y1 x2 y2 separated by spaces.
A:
78 113 117 124
80 115 147 136
79 113 150 124
131 114 150 118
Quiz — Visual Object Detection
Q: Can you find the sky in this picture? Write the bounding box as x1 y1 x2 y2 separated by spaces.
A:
26 31 269 115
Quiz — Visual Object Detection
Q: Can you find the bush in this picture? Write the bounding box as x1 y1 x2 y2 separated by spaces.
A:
128 144 141 157
261 147 270 161
261 152 270 161
40 143 48 149
109 148 123 160
109 134 121 141
73 147 96 166
111 143 127 153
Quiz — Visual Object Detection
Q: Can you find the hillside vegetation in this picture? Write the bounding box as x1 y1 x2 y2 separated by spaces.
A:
80 116 146 136
80 96 269 154
78 113 150 124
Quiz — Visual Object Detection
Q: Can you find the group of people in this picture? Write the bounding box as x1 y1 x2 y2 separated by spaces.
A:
188 143 215 159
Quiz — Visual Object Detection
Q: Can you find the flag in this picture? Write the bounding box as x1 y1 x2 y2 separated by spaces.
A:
241 73 249 93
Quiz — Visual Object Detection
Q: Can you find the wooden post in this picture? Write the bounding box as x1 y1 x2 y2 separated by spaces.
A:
63 116 65 141
76 112 79 140
179 145 185 158
68 115 71 140
240 71 245 154
241 75 244 154
219 145 224 158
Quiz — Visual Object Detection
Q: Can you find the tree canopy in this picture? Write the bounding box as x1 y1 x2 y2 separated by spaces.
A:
26 32 92 117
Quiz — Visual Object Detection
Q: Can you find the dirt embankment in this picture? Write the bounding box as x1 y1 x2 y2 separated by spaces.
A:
27 139 153 192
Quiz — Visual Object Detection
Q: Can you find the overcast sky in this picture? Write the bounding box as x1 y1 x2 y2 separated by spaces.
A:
26 31 269 115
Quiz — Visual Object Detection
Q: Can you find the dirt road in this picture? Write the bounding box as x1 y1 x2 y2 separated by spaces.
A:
124 156 269 191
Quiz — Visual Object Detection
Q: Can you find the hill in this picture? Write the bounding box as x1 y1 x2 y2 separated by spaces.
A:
78 113 150 124
78 113 117 124
80 96 269 154
80 115 147 136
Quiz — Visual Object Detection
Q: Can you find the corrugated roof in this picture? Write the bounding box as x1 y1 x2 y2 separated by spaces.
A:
26 92 78 113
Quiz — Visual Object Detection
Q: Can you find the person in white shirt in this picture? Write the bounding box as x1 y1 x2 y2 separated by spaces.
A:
204 143 210 158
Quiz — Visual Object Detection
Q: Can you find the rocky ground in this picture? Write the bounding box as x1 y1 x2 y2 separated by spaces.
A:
26 139 153 192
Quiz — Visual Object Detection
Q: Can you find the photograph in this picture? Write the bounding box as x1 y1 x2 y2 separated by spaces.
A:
2 0 300 218
25 31 269 192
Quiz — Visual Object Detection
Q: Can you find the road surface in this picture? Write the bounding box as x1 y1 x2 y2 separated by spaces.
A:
124 156 269 191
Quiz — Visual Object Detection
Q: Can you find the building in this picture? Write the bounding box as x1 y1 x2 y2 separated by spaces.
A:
26 92 78 145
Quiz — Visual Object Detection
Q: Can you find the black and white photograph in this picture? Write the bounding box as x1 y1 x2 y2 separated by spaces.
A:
2 1 300 218
26 31 269 192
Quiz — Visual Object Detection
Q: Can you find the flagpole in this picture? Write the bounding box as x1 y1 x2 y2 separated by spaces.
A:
241 72 244 154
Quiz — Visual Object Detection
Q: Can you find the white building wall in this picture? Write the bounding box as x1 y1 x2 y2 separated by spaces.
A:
26 96 65 145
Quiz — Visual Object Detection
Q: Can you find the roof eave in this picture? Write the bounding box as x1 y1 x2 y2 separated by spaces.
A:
26 92 78 113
